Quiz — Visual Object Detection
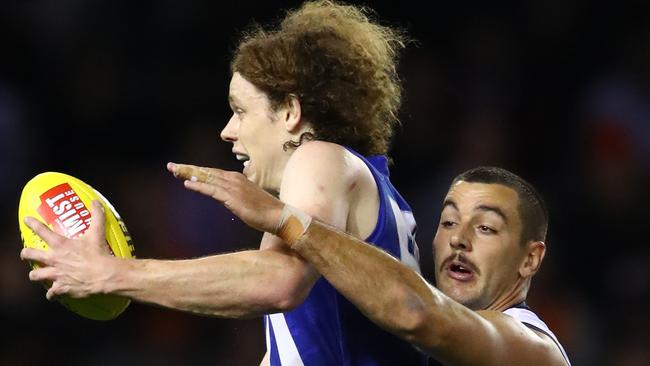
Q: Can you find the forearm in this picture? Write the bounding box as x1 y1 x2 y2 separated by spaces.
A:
103 250 309 318
290 220 447 346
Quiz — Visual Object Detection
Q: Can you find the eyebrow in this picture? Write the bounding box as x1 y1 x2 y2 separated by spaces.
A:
442 199 458 211
442 199 508 223
475 204 508 223
228 95 240 105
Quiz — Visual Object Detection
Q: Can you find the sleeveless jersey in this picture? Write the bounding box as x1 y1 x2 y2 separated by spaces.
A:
264 148 427 366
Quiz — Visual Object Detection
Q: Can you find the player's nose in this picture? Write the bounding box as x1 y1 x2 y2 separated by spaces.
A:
449 232 472 252
221 115 239 142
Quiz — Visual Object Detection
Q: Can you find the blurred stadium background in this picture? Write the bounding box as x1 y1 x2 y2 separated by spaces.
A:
1 1 648 365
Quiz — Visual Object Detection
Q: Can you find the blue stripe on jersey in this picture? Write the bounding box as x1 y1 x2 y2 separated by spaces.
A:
266 148 427 366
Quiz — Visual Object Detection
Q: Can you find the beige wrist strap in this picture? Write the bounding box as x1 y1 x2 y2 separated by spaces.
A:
276 205 312 246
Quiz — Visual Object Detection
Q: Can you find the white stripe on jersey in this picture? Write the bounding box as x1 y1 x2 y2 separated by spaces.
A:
268 313 305 366
388 197 420 272
503 307 571 365
265 315 271 352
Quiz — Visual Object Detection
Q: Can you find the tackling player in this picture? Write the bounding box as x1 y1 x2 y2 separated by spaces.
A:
169 164 572 366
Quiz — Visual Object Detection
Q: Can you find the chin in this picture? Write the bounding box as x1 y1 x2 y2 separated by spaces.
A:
243 170 259 185
442 285 481 309
448 291 479 309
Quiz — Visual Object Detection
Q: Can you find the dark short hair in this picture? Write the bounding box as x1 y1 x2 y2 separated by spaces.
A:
451 166 548 244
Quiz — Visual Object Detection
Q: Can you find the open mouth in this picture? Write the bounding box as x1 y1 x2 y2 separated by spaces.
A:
235 154 250 168
446 261 476 282
450 263 472 274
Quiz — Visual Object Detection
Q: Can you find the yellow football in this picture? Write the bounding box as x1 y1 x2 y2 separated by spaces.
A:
18 172 135 320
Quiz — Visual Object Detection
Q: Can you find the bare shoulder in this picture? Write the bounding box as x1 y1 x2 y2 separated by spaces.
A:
476 310 569 366
280 141 376 234
283 141 364 185
286 141 354 167
279 141 355 227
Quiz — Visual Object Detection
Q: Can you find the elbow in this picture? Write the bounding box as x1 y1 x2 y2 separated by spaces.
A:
270 281 310 312
266 266 313 312
387 283 441 351
273 292 306 312
393 293 434 344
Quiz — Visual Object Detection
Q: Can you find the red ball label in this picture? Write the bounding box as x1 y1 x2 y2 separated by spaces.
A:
36 183 92 239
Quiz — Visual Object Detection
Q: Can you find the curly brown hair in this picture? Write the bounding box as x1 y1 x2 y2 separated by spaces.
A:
231 0 407 156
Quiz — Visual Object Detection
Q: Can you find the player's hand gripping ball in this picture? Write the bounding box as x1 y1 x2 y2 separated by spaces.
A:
18 172 135 320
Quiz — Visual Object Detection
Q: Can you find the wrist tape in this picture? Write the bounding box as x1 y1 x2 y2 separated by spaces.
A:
277 205 312 246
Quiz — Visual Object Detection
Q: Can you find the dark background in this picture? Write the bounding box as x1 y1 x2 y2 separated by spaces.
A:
1 1 649 365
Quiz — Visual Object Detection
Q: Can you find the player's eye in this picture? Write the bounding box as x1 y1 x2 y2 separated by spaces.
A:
230 104 245 116
477 225 496 234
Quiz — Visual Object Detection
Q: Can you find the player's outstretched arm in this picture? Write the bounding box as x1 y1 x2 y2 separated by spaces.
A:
19 174 317 318
21 202 317 318
169 163 567 365
289 220 568 366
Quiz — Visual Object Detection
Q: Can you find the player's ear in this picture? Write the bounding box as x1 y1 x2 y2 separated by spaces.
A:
519 241 545 278
283 94 302 132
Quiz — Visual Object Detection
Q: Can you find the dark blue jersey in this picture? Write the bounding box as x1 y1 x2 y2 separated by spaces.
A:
265 148 427 366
